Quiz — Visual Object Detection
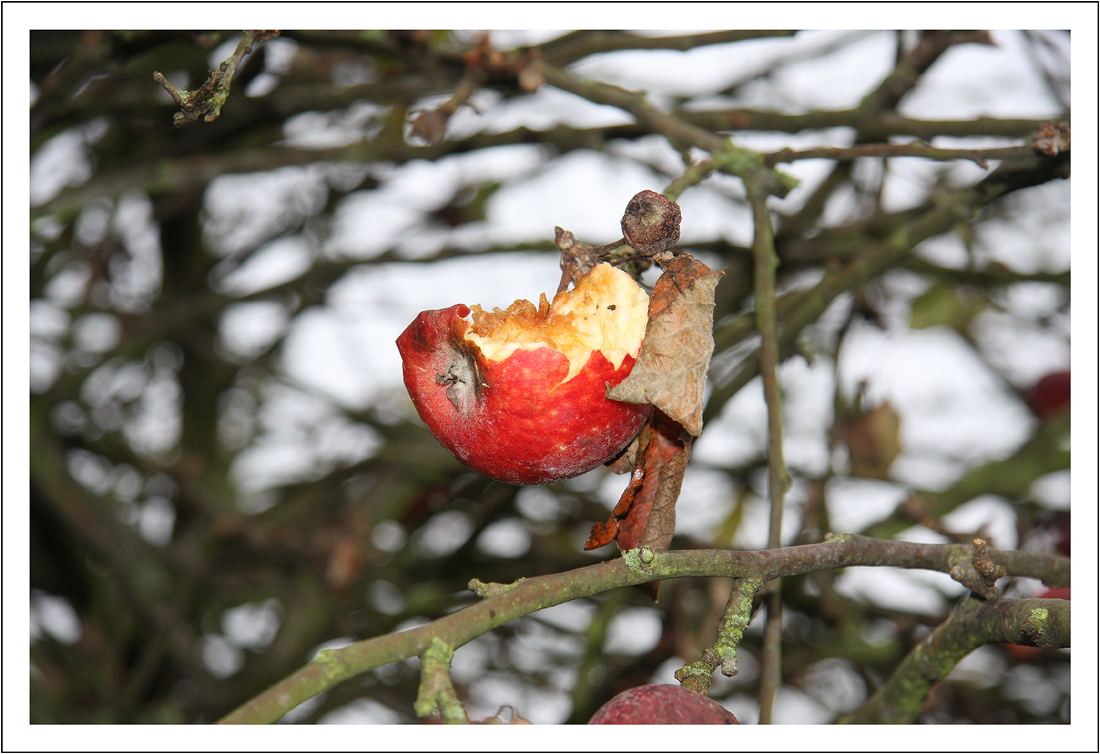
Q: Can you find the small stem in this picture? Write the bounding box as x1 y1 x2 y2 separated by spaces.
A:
676 577 763 693
747 174 791 723
151 71 187 106
414 637 469 723
758 589 784 724
663 159 716 202
589 237 629 256
747 181 790 548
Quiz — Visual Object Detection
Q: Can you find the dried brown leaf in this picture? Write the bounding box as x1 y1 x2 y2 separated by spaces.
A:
585 411 690 601
607 254 722 436
839 401 901 480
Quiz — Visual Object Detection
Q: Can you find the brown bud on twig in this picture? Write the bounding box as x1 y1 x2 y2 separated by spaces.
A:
1034 121 1070 156
621 190 681 255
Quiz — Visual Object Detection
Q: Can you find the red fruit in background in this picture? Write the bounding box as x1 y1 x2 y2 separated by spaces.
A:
1026 369 1070 420
588 684 741 725
397 263 652 485
1055 514 1070 557
1038 587 1071 600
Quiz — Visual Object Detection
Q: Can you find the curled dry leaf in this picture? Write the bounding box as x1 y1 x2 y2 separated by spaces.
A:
837 401 901 480
585 410 689 600
607 254 723 437
589 253 719 599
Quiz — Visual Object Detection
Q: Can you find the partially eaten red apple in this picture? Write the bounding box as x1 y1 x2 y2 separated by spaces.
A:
397 263 652 485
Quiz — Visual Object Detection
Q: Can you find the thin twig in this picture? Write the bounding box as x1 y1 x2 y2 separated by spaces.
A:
682 107 1059 142
534 60 797 199
746 175 791 723
154 30 280 126
676 577 762 692
537 30 797 68
764 142 1042 169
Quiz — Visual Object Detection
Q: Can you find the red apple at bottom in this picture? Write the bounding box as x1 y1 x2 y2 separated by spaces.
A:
588 684 741 725
397 263 652 485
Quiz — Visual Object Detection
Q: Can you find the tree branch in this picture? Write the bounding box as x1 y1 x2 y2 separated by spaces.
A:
534 60 797 198
676 577 762 692
218 534 1067 723
704 147 1068 423
154 30 280 126
537 30 798 68
844 595 1070 724
745 173 791 723
764 142 1040 169
682 108 1056 142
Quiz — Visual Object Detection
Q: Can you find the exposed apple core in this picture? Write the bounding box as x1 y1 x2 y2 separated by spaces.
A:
464 263 649 384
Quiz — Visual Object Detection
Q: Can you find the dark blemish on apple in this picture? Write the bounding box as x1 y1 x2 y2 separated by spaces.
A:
409 321 435 353
436 341 484 414
607 305 616 311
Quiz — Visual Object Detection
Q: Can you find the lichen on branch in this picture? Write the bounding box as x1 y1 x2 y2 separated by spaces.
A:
154 30 280 126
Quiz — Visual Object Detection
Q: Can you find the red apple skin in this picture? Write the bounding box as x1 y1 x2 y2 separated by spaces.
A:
397 304 651 486
588 684 741 725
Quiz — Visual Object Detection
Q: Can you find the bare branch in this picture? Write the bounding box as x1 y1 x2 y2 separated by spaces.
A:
845 595 1069 724
218 534 1067 723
